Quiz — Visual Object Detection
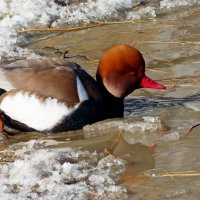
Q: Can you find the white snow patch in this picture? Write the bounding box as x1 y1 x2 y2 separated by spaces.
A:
0 140 127 199
127 6 156 20
0 0 62 62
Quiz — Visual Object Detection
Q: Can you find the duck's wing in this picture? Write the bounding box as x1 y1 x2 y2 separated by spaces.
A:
0 58 101 105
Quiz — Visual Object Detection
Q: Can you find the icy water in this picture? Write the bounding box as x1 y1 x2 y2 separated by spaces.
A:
1 4 200 200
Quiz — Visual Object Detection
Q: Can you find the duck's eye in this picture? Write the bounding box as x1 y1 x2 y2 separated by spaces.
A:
129 70 135 76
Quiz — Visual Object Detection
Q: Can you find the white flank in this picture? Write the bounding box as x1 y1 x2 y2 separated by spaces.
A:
0 71 14 91
0 91 78 131
76 75 88 102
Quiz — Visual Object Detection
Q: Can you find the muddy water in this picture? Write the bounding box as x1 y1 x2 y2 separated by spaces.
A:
1 6 200 200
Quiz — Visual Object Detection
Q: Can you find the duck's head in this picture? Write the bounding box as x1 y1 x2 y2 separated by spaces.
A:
97 44 166 98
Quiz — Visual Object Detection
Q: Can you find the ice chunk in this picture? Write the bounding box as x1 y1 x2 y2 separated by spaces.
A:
127 6 156 20
119 116 162 132
160 131 180 142
0 140 126 199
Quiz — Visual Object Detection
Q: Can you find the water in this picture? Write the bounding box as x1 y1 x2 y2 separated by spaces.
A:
0 1 200 199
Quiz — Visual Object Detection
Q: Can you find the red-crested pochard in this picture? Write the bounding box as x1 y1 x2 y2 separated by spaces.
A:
0 44 165 134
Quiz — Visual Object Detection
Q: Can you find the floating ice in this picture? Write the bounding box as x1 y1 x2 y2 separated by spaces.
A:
0 140 127 199
119 116 162 132
84 116 162 133
83 116 163 146
160 131 180 142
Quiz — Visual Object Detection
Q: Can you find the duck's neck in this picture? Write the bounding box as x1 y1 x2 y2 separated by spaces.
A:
96 74 124 118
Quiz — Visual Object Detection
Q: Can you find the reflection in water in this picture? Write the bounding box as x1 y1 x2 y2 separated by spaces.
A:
125 93 200 116
112 137 155 186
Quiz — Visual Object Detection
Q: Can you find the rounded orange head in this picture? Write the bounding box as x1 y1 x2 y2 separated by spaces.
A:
97 44 166 98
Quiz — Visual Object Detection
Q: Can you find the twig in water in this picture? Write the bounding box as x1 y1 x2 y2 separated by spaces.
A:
182 123 200 138
104 129 125 155
154 171 200 178
17 20 136 34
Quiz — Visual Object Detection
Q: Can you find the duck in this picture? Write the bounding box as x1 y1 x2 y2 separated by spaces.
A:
0 44 166 134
